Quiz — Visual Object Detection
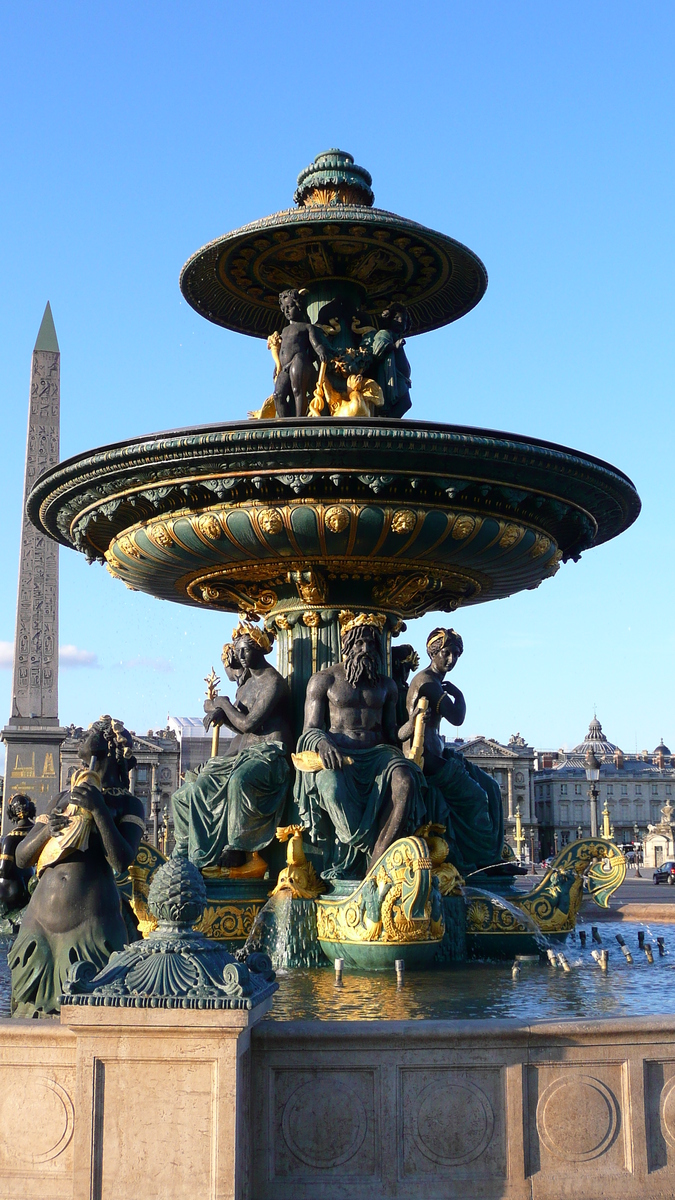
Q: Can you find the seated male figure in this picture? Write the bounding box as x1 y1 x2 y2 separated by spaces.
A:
295 612 425 879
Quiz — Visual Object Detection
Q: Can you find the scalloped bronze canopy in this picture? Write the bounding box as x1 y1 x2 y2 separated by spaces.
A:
179 150 488 339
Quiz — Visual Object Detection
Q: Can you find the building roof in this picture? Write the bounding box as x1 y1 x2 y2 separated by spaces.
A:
571 716 619 758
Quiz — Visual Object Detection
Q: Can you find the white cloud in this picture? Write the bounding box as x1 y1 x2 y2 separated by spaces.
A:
0 642 99 668
122 656 173 673
60 645 98 668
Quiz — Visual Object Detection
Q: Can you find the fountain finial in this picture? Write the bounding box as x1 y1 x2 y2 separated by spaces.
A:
294 149 374 208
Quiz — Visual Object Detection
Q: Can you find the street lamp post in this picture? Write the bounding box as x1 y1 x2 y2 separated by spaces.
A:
633 822 642 877
585 748 600 838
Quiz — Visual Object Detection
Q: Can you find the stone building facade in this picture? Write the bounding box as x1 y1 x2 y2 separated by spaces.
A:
448 732 537 860
60 724 180 847
534 718 675 858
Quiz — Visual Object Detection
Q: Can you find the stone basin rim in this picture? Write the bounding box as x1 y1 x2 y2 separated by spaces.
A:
27 418 640 573
30 416 638 490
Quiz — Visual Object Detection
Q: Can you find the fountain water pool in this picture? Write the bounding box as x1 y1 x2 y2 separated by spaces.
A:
266 921 675 1021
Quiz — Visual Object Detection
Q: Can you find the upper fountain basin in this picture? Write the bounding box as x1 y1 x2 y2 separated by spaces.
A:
27 418 640 619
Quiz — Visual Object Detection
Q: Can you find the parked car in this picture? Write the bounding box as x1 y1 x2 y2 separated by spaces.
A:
653 861 675 885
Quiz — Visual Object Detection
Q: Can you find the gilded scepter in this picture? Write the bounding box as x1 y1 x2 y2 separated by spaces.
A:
204 667 221 757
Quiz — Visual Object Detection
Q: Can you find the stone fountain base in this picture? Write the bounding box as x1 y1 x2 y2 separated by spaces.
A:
1 1008 674 1199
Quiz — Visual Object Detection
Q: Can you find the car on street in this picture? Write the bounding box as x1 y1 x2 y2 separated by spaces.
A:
653 861 675 885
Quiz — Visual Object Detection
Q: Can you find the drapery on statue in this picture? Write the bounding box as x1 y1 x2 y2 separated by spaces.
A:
0 793 36 919
294 611 425 879
10 717 145 1018
399 628 504 876
353 302 412 418
171 622 292 879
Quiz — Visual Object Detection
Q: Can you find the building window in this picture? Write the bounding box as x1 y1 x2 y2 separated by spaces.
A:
652 785 659 795
667 785 672 796
546 784 551 797
560 804 569 821
560 784 567 796
621 784 628 795
574 784 582 796
136 765 149 783
607 784 613 796
635 785 642 795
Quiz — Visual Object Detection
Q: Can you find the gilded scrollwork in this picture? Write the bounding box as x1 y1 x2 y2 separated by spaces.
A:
315 836 444 947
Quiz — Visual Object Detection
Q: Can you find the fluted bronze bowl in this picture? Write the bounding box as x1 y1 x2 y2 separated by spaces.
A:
27 419 640 620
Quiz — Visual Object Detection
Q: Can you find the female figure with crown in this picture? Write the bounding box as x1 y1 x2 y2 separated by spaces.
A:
170 622 292 879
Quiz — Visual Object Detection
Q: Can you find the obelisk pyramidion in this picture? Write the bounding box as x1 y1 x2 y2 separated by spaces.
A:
1 304 66 827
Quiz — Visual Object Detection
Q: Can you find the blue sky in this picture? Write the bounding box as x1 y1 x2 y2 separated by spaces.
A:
0 2 673 761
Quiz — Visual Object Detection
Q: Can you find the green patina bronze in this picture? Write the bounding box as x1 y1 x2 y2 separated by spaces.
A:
22 150 640 972
179 149 487 339
62 856 278 1010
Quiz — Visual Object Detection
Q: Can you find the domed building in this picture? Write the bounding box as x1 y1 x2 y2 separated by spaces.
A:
534 717 675 860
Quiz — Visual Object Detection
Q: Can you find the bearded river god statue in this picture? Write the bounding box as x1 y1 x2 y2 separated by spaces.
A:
400 628 504 876
170 622 292 879
10 718 145 1018
294 612 426 879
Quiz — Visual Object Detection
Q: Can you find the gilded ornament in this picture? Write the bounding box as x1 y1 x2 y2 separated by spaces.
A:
198 513 222 540
258 507 283 536
529 533 551 559
315 836 444 948
146 522 174 549
268 825 324 900
391 509 416 534
371 572 431 610
194 902 264 941
338 610 387 634
302 610 321 628
498 523 523 548
452 515 476 540
118 534 141 559
325 505 350 533
288 568 327 605
232 619 274 653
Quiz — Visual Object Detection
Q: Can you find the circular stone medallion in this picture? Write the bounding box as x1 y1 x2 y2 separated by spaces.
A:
412 1078 494 1166
282 1079 367 1169
536 1074 618 1162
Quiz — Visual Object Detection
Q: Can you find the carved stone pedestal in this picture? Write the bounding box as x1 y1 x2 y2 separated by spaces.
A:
62 1001 271 1200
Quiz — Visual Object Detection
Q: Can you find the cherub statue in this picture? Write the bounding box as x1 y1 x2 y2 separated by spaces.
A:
271 289 329 418
171 622 292 878
399 628 504 875
10 717 145 1017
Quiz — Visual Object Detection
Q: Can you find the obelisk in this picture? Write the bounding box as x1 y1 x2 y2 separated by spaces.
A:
1 304 66 828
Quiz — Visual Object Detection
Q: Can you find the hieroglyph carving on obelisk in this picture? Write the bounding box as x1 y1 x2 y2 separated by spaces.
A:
2 304 66 822
12 304 60 719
